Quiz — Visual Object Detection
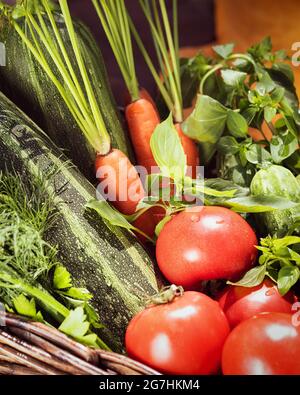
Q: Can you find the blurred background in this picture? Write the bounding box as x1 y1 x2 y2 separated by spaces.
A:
6 0 300 97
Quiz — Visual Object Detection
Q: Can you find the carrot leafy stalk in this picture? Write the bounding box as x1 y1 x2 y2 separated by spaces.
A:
132 0 199 176
10 0 145 216
92 0 160 175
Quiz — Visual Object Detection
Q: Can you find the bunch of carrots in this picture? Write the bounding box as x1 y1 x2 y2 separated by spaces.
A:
13 0 199 242
93 0 199 239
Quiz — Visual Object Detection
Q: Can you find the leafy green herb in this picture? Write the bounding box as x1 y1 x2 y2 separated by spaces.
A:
213 43 235 59
150 113 187 182
53 266 72 290
270 130 298 163
13 294 43 321
277 266 299 296
226 110 248 137
217 136 240 155
0 170 108 349
182 95 228 163
59 306 106 348
233 235 300 294
228 265 266 287
221 69 247 87
224 195 299 213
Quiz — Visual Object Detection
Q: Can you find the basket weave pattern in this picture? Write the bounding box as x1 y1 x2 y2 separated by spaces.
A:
0 312 160 375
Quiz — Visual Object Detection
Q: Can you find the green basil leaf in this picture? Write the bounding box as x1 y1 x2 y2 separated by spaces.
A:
242 107 258 124
182 95 228 143
277 266 300 295
155 216 172 237
264 106 277 123
275 49 288 61
225 195 300 213
288 248 300 264
151 113 187 181
248 36 272 61
86 200 134 231
217 136 240 155
245 144 273 165
272 236 300 250
270 130 298 163
182 95 228 163
212 43 235 59
270 87 285 103
256 72 276 95
227 110 248 137
221 69 247 87
228 265 266 288
204 178 249 197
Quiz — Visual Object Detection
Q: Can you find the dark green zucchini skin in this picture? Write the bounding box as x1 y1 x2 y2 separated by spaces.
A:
0 92 159 352
0 13 133 181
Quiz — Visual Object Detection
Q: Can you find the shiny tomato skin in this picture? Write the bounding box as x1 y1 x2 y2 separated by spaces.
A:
125 292 230 375
156 206 258 288
222 313 300 375
219 279 296 328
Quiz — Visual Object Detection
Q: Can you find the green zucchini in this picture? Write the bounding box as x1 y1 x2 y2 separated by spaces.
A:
0 10 132 181
250 165 300 236
0 91 159 352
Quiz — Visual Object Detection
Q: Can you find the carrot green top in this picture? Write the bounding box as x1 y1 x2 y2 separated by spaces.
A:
9 0 111 155
131 0 183 123
92 0 139 102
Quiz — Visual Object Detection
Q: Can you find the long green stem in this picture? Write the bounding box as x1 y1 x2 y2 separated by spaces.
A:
199 64 223 95
0 272 69 320
41 0 87 108
92 0 139 102
13 0 111 155
138 0 183 122
128 15 173 111
59 1 108 141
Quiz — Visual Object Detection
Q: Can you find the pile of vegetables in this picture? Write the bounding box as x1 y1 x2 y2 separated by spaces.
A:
0 0 299 375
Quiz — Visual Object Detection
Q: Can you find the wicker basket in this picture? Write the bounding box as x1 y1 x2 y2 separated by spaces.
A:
0 312 160 375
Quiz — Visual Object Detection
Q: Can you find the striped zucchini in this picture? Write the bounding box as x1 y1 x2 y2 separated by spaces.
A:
0 11 132 180
0 91 159 352
250 165 300 236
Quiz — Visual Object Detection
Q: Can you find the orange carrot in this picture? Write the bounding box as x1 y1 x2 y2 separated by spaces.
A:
95 149 145 216
125 97 160 174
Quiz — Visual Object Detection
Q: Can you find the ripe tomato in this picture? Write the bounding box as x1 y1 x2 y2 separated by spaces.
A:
218 279 296 328
156 206 258 289
125 291 230 375
222 313 300 375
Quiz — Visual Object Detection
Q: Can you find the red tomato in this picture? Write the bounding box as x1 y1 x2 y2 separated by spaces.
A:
219 279 296 328
156 206 258 289
222 313 300 375
125 291 230 375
